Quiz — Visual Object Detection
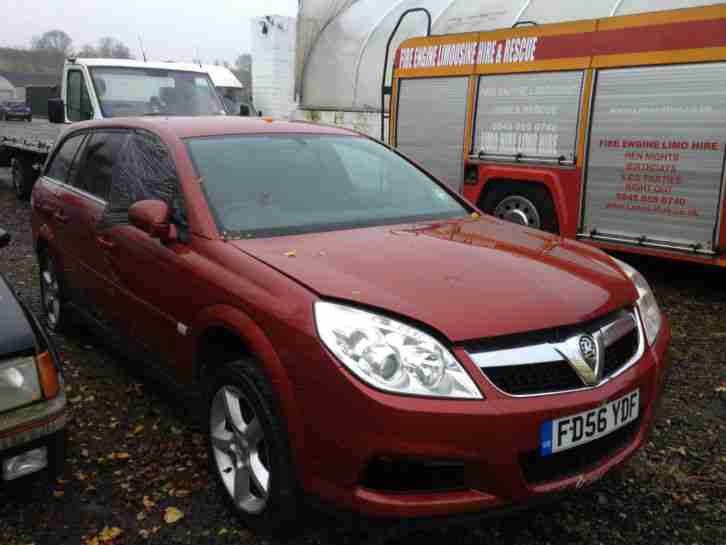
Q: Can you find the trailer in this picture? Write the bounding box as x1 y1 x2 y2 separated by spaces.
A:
388 4 726 267
0 58 226 199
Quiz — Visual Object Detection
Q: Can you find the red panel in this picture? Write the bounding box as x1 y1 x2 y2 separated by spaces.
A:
464 164 584 238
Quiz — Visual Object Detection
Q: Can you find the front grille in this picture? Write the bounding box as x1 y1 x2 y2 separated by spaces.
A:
520 418 640 484
468 309 641 396
360 457 468 493
603 328 639 377
482 361 581 395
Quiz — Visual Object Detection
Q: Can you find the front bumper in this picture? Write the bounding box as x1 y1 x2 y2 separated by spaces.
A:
296 321 671 518
0 393 67 482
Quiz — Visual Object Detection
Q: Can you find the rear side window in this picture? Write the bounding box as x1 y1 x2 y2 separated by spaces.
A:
74 131 129 201
45 133 86 183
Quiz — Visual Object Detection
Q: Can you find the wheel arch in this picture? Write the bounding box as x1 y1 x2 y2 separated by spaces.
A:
190 305 306 470
475 168 571 233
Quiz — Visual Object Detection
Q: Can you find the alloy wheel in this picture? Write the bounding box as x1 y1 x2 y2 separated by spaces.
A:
210 385 271 514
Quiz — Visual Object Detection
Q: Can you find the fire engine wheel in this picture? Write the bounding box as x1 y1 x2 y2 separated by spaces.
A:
493 195 541 228
480 183 559 234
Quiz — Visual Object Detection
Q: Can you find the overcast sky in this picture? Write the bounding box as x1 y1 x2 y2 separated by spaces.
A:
2 0 299 64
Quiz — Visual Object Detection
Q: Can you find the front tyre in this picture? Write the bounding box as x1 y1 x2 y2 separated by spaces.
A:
208 359 299 532
11 157 34 200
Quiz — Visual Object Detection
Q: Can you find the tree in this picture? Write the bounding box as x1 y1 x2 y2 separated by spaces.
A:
77 37 133 59
31 30 73 56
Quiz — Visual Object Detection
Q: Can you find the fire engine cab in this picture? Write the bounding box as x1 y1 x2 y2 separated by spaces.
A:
389 4 726 266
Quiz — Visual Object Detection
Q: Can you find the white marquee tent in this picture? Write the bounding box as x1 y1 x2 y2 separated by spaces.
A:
296 0 716 112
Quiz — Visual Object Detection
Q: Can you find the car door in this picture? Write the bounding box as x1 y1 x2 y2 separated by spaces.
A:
99 130 200 374
33 131 88 287
55 130 128 327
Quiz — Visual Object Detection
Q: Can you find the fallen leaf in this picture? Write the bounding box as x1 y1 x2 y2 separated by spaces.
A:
108 452 130 461
172 489 190 498
132 424 144 435
164 506 184 524
98 526 123 542
284 250 297 257
142 495 156 510
137 511 146 521
69 396 83 403
53 490 64 498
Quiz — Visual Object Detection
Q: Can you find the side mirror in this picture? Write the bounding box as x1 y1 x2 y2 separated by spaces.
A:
239 104 250 116
128 200 174 241
0 228 10 249
48 98 65 124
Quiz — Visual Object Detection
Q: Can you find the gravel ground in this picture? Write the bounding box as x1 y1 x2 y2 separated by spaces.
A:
0 169 723 545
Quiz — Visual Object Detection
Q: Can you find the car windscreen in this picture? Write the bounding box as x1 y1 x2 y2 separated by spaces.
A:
90 67 225 118
186 135 469 237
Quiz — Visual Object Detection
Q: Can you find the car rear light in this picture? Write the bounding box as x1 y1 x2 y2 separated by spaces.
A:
36 351 60 399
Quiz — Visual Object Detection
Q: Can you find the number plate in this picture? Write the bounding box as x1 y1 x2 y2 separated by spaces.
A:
540 389 639 456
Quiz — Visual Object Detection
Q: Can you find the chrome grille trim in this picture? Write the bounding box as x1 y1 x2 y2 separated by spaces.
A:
468 309 645 398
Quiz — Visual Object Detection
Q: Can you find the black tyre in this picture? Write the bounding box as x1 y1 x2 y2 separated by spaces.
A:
207 359 299 533
479 182 559 234
38 250 69 333
11 157 34 200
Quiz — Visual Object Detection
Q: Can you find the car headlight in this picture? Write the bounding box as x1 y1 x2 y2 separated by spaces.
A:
315 302 482 399
612 258 663 346
0 356 43 412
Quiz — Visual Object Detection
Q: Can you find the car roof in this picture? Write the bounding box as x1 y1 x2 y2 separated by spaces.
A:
65 116 365 140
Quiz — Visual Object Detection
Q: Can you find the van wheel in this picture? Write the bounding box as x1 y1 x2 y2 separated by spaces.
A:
38 251 68 333
480 183 559 234
11 158 33 200
208 359 299 533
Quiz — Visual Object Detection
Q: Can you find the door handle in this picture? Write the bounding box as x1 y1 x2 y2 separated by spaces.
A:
53 210 69 224
96 236 115 250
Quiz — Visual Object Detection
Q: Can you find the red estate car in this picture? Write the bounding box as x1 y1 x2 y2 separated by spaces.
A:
30 117 670 529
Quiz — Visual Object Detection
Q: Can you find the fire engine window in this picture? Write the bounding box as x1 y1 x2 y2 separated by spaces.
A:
45 133 86 184
103 131 186 230
474 71 583 162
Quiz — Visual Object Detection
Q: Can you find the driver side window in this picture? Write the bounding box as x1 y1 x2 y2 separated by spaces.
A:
67 70 92 122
